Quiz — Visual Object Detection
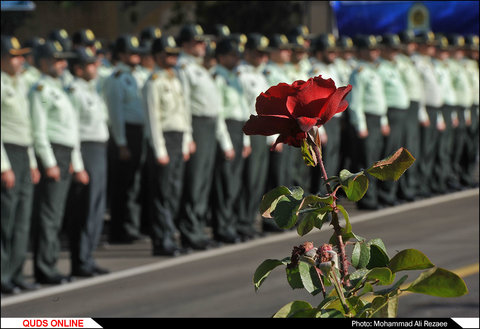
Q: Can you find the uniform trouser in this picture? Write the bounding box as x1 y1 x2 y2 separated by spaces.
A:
211 120 246 239
65 142 107 273
108 124 145 240
462 105 479 186
432 105 456 193
1 144 34 286
177 116 217 246
353 114 383 209
417 106 440 196
236 135 269 236
451 106 469 186
378 107 408 204
146 132 184 252
32 144 72 280
264 143 294 230
313 116 342 195
398 101 420 200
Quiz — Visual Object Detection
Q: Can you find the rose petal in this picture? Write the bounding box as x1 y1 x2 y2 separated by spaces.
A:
255 83 296 116
317 84 352 126
296 116 318 132
289 76 337 118
243 114 297 136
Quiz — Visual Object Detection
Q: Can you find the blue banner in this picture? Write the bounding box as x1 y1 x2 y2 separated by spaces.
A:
331 1 479 36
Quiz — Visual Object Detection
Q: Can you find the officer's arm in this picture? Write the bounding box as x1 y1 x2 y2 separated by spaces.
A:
143 77 168 162
347 71 367 136
29 85 57 169
104 76 127 147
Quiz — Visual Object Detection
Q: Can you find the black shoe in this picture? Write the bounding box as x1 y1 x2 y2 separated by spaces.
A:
72 269 95 278
357 202 380 210
92 266 110 275
1 282 21 295
181 238 210 250
153 246 183 257
214 233 241 244
13 280 41 291
36 274 72 285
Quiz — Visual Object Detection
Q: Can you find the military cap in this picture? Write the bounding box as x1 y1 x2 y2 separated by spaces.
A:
446 34 465 49
435 33 449 50
414 30 436 45
178 24 207 44
289 25 312 40
337 35 355 51
140 26 162 42
215 37 244 56
268 34 293 50
380 33 403 49
245 33 270 52
114 34 145 54
312 33 338 52
24 37 45 50
151 35 180 54
213 24 231 39
205 38 216 57
70 46 97 65
464 34 479 50
72 29 96 46
48 28 72 51
353 34 379 49
1 35 31 55
288 34 308 51
398 30 416 44
35 39 76 59
231 33 248 46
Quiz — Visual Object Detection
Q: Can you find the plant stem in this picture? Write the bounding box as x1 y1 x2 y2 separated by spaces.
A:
314 137 350 286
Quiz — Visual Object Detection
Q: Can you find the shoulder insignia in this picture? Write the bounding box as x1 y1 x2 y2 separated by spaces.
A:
114 70 122 78
357 66 364 73
264 70 271 76
36 84 44 91
151 73 158 81
66 86 75 93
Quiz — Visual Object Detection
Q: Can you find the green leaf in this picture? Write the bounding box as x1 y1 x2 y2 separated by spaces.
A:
273 300 313 318
299 261 324 295
301 138 317 167
259 186 291 218
365 267 394 286
272 196 301 229
366 147 416 181
404 267 468 297
388 249 435 273
367 239 388 255
339 169 369 202
375 275 409 296
319 309 345 318
286 266 304 289
371 295 398 318
367 244 390 269
352 243 371 269
253 259 285 291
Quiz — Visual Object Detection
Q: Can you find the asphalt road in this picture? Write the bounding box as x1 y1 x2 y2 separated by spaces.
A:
1 189 478 319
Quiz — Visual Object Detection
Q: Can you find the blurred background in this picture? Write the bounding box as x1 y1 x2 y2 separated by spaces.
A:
1 1 479 42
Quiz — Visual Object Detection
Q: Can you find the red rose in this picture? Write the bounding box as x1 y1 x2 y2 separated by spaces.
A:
243 76 352 149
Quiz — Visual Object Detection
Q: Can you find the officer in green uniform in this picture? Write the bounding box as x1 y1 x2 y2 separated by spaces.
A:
103 34 147 243
286 33 312 191
142 36 192 256
447 34 473 189
335 35 357 172
432 35 457 194
462 35 479 187
309 33 343 194
262 33 294 230
376 34 410 206
22 37 45 90
210 37 250 244
65 47 110 276
347 35 388 210
29 40 82 284
48 29 74 87
176 24 221 249
236 33 271 239
1 36 41 294
411 31 443 197
395 30 426 200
